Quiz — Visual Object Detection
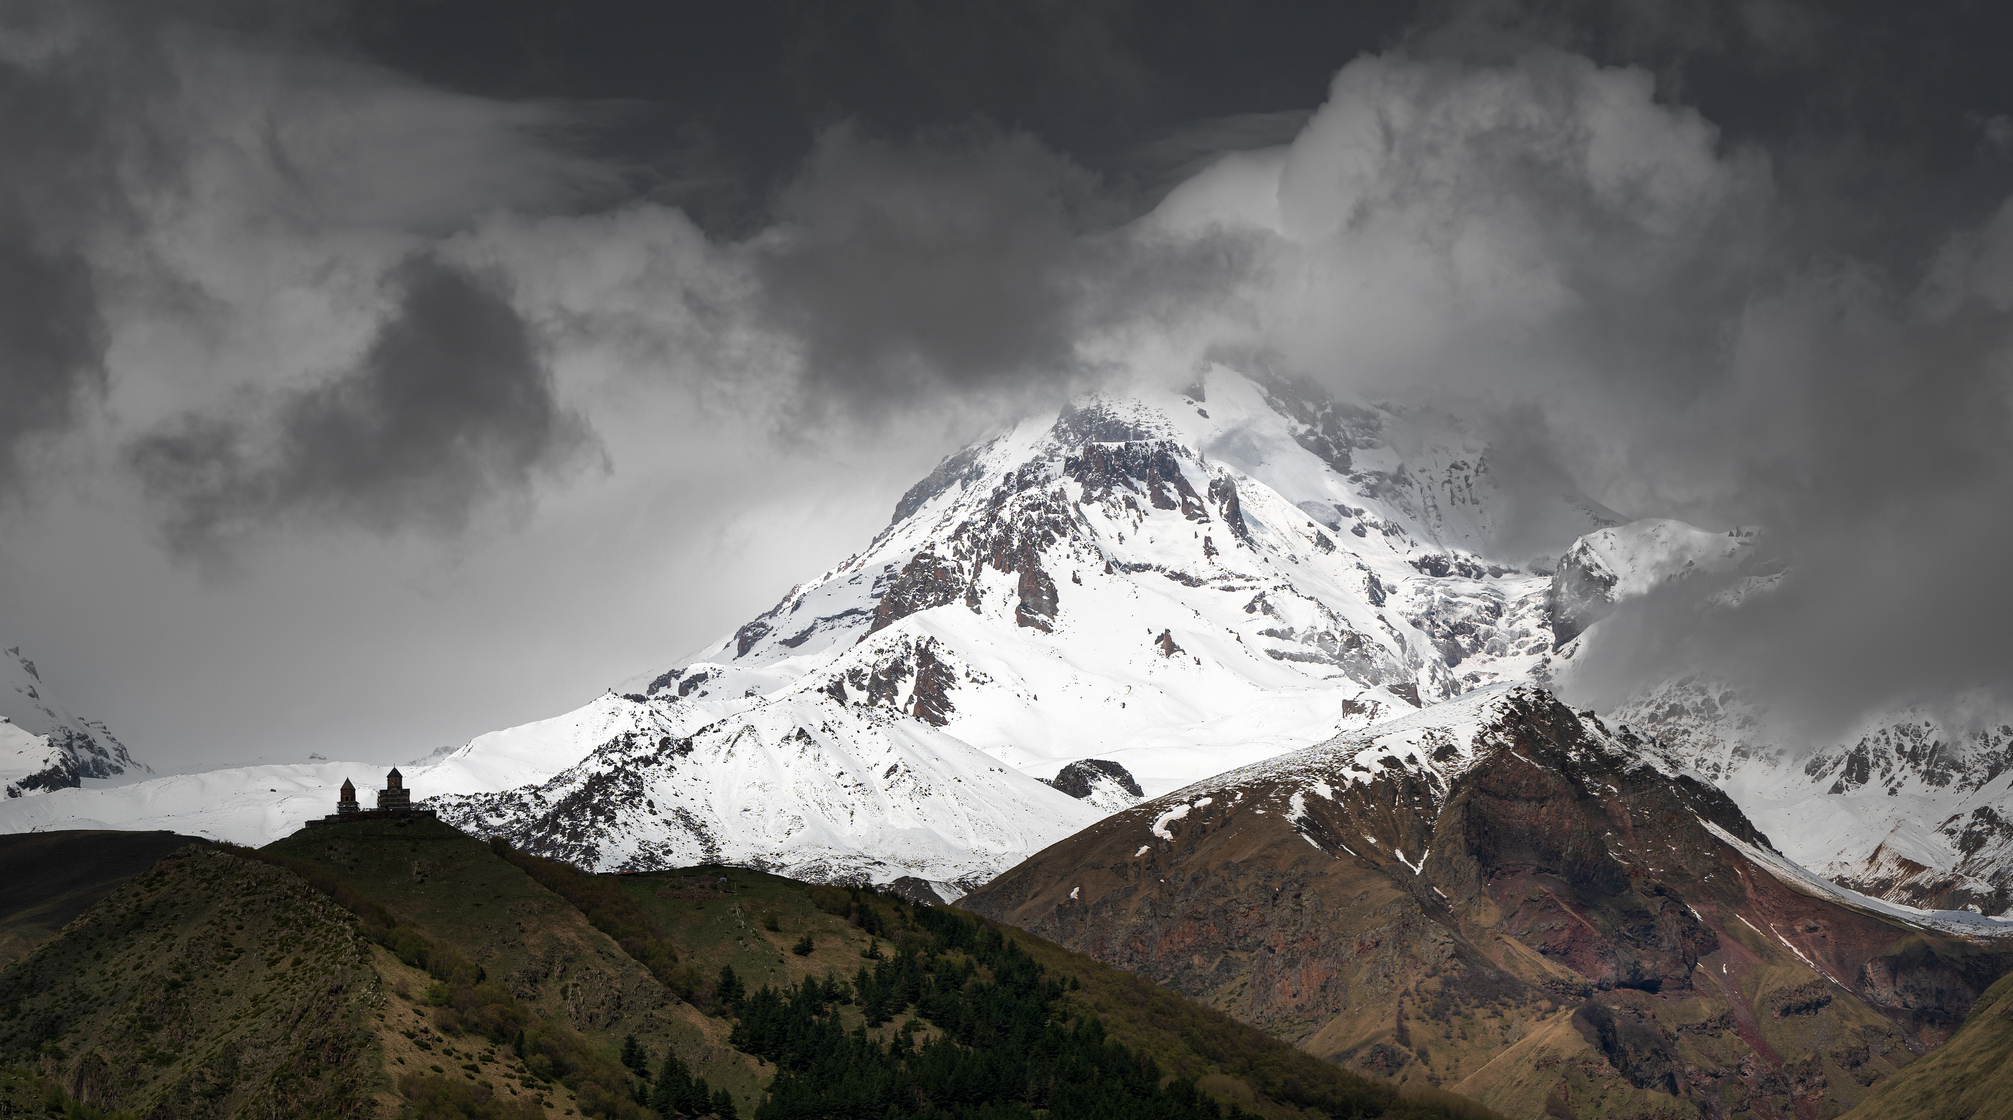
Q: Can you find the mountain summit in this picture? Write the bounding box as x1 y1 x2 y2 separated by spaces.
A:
409 366 1622 888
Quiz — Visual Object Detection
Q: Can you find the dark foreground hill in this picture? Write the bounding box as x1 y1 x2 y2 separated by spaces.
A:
0 817 1501 1120
963 687 2013 1120
0 830 208 966
0 844 379 1117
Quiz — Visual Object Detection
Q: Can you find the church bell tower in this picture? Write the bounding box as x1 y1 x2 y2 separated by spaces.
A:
377 767 411 811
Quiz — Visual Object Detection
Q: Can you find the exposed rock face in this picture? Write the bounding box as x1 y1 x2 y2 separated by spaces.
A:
964 687 2013 1120
1798 721 2013 915
1547 550 1619 647
866 549 967 637
1043 759 1145 815
890 445 989 525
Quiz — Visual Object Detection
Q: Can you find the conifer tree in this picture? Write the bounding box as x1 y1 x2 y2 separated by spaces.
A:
715 963 744 1005
652 1049 698 1118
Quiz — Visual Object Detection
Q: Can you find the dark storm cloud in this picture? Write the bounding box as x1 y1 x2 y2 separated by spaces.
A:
1343 2 2013 737
334 0 1416 232
0 0 620 497
0 218 105 490
755 125 1119 406
753 124 1266 416
1412 0 2013 261
129 253 593 561
0 4 139 492
15 0 2013 764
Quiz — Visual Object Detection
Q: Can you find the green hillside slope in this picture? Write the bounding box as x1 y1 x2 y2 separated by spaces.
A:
601 861 1503 1120
1841 969 2013 1120
259 816 765 1115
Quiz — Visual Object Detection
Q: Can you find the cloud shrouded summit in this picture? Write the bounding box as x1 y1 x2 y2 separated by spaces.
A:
2 0 2012 767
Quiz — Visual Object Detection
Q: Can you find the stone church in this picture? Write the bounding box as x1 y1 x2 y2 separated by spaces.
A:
308 767 435 826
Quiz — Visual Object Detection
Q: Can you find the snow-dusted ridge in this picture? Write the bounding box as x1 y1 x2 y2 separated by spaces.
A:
1697 818 2013 939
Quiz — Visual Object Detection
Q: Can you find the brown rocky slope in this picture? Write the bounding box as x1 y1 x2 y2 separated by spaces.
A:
963 686 2013 1120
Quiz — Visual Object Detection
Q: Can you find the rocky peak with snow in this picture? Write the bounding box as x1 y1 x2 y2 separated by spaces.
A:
396 365 1631 880
1042 759 1144 814
1547 519 1753 644
2 644 145 799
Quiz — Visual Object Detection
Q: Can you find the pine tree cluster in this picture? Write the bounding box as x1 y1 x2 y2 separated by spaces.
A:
717 896 1250 1120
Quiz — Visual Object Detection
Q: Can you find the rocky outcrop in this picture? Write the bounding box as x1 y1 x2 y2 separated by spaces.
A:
1546 547 1618 646
1042 760 1144 814
866 549 968 637
890 444 989 524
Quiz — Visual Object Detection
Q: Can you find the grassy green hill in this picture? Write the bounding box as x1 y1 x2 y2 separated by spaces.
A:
596 861 1501 1120
0 830 209 966
1840 968 2013 1120
259 817 765 1116
1 821 1501 1120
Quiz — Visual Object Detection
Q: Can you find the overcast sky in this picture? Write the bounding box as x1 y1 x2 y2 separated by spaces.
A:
3 0 2012 770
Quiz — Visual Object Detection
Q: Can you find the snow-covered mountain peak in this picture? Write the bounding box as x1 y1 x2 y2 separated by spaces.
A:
368 365 1624 876
0 372 1699 888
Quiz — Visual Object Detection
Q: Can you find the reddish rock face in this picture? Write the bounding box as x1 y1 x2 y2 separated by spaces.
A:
963 688 2013 1120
